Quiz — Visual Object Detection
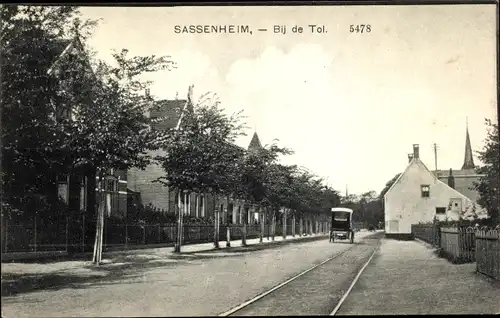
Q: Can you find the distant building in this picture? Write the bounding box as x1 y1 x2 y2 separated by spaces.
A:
384 144 472 239
433 120 484 202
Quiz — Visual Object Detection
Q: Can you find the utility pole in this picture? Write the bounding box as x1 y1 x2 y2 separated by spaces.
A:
433 143 438 172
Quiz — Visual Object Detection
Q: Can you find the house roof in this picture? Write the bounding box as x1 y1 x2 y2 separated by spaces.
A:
434 169 484 178
47 36 93 76
384 156 471 203
150 99 188 131
384 157 416 198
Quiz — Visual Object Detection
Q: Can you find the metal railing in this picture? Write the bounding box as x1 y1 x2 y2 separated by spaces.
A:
2 217 69 253
2 215 330 256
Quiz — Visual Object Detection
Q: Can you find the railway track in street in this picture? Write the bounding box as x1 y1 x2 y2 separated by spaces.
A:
218 232 383 316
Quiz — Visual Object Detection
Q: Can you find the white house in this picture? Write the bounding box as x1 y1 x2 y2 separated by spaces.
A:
384 144 473 239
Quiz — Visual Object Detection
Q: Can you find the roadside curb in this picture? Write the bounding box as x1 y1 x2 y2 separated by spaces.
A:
2 234 330 263
183 234 329 255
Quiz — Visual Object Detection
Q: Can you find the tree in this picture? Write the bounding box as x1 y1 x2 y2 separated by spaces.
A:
0 6 94 220
56 47 174 264
1 6 175 263
235 143 292 243
473 119 499 225
155 94 246 251
266 163 297 239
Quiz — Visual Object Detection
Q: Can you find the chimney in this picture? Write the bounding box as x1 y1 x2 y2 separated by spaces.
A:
413 144 420 159
408 153 414 163
447 168 455 189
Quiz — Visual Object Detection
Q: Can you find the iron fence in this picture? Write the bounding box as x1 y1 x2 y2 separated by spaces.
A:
475 229 500 280
1 218 271 254
2 216 328 256
2 216 69 253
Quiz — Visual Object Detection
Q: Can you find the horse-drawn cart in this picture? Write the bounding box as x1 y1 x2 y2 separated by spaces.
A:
329 207 355 244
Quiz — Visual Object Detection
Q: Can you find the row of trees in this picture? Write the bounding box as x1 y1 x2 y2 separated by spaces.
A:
341 191 384 228
1 6 342 261
154 96 342 251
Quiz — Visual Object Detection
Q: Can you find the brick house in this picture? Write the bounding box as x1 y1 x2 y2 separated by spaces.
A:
50 36 265 224
49 36 127 218
127 87 265 224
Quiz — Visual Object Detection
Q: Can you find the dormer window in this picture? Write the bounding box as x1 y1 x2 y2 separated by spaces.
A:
421 185 430 198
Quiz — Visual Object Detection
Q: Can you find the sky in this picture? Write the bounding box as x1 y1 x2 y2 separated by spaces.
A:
78 5 497 196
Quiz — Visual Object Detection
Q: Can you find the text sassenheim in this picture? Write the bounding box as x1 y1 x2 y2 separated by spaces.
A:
174 25 252 34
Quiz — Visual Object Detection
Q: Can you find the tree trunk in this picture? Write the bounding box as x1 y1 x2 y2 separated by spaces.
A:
213 196 219 249
242 202 247 247
259 206 264 243
174 189 182 253
283 208 287 239
226 195 231 247
299 216 303 236
292 212 296 237
92 174 105 265
271 209 276 241
85 167 97 252
266 207 270 241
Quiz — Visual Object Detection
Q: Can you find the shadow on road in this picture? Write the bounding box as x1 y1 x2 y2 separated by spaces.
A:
1 255 195 298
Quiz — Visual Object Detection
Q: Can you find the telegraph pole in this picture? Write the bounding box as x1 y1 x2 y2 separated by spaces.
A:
433 143 438 172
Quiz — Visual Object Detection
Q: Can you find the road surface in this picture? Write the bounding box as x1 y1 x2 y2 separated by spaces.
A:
1 231 378 317
4 231 498 317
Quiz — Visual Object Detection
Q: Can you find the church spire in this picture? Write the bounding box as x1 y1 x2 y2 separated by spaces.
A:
248 131 262 151
461 117 475 170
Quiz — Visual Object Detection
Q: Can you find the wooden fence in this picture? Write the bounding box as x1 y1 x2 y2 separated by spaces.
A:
440 227 475 263
475 229 500 280
412 224 499 280
411 223 440 246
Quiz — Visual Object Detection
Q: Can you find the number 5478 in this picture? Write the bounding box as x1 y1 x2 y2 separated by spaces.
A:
350 24 371 33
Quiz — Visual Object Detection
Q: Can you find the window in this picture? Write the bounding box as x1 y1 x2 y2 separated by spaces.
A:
106 179 116 192
421 185 430 198
435 207 446 214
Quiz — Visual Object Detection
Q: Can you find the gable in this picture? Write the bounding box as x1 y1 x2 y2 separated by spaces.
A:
150 99 187 131
47 37 94 78
385 158 469 201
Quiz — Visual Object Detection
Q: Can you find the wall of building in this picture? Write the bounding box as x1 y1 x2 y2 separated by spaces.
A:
57 169 128 218
127 149 170 212
385 159 471 234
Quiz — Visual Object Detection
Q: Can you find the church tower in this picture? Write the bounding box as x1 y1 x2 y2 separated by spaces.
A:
248 131 263 151
461 118 475 170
